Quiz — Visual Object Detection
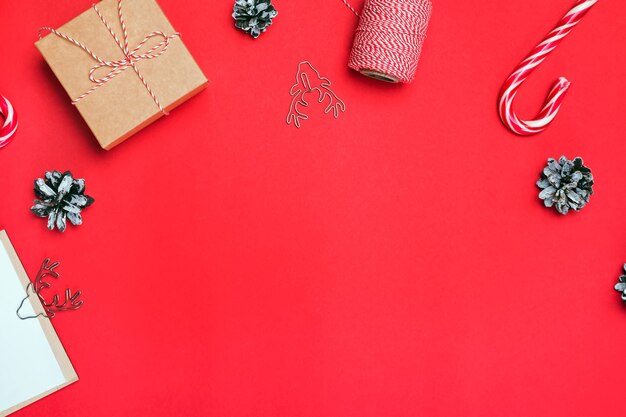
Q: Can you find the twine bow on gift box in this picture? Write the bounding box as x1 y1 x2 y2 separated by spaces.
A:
38 0 180 114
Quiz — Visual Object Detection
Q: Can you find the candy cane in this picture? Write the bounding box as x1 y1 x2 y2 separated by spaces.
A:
498 0 598 136
0 96 18 148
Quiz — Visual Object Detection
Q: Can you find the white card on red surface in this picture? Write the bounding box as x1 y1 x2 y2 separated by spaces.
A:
0 230 78 416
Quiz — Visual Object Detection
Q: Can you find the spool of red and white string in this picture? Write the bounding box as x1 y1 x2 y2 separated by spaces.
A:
347 0 432 83
0 96 18 148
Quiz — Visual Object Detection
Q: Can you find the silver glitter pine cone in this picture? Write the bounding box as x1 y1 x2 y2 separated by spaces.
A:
232 0 277 38
536 156 593 215
615 264 626 303
30 171 95 232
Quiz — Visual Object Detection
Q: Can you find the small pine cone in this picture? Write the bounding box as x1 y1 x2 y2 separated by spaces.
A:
30 171 95 232
536 156 593 215
232 0 277 38
615 264 626 303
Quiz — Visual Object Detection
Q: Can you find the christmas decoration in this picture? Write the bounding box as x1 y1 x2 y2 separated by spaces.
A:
498 0 598 135
536 156 593 215
286 61 346 128
614 264 626 303
30 171 95 232
36 0 208 150
16 258 83 320
0 95 18 149
232 0 277 38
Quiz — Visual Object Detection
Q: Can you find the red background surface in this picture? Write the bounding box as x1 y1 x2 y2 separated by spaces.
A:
1 0 625 416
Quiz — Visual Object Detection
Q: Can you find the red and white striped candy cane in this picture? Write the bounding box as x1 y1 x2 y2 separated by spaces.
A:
0 95 18 148
498 0 598 136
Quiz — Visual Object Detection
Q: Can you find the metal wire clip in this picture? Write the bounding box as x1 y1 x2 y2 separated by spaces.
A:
16 258 83 320
286 61 346 129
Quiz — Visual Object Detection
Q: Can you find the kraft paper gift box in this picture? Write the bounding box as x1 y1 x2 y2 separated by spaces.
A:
36 0 208 150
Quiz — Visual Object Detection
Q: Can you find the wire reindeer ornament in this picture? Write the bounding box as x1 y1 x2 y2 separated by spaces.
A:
16 258 83 320
286 61 346 129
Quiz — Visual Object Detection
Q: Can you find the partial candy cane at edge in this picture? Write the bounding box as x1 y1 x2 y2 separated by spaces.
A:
0 96 18 148
498 0 598 136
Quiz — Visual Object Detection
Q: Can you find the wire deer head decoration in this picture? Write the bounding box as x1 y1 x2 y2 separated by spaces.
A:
286 61 346 129
16 258 83 320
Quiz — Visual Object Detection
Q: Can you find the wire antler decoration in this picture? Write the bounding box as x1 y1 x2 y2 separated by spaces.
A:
16 258 83 320
286 61 346 129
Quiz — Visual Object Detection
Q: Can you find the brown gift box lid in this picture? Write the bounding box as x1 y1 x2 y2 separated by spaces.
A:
36 0 208 150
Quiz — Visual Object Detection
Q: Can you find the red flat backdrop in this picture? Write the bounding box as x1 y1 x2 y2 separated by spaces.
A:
1 0 625 416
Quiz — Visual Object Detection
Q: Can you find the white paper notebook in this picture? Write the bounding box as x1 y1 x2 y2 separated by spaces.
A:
0 230 78 416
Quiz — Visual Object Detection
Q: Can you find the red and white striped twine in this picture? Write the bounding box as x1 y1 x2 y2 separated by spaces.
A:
39 0 179 114
0 95 18 149
347 0 432 83
498 0 598 136
341 0 360 17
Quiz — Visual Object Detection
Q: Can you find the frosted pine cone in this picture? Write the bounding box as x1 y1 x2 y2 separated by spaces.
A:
536 156 593 215
233 0 277 38
30 171 95 232
615 264 626 303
